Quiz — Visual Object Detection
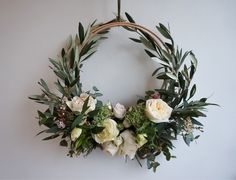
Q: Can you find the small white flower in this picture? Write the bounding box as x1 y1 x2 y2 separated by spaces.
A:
118 130 139 159
71 128 82 141
94 119 119 144
106 102 112 110
123 119 131 128
145 99 172 123
56 121 65 129
113 103 126 119
66 93 97 114
102 136 123 156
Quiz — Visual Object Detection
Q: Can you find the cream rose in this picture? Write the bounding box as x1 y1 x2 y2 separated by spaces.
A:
102 136 123 156
71 128 82 141
118 130 139 159
113 103 126 119
66 93 97 113
94 119 119 144
145 99 172 123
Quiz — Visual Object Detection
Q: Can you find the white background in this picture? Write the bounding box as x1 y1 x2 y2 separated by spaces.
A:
0 0 235 179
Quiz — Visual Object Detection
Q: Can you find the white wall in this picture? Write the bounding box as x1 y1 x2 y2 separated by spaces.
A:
0 0 235 179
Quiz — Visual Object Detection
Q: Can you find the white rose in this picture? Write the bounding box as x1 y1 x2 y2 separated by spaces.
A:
118 130 139 159
71 128 82 141
145 99 172 123
113 103 126 119
102 136 123 156
66 93 97 113
136 134 148 147
94 119 119 144
66 96 83 112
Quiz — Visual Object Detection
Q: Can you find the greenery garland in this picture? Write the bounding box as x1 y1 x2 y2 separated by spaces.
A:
29 13 217 172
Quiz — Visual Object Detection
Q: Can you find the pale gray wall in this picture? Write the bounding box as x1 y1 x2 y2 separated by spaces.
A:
0 0 235 179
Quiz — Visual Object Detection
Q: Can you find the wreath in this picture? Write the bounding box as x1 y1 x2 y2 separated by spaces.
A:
29 11 217 172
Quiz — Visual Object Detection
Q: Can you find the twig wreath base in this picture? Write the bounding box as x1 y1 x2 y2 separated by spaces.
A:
29 13 217 172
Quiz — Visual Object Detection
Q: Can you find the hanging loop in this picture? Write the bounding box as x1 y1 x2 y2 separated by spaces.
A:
117 0 121 21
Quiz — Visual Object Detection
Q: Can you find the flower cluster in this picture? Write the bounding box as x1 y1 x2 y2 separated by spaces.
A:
29 15 217 172
64 94 173 159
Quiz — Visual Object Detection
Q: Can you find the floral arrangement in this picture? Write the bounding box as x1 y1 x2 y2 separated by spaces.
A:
29 13 217 172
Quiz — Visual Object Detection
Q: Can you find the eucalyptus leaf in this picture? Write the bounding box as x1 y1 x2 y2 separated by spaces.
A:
190 63 196 79
70 48 75 68
55 80 65 94
78 22 85 43
178 72 185 89
183 133 194 146
145 49 156 58
82 51 97 62
189 84 196 100
190 51 198 68
156 72 170 80
129 38 141 43
60 139 68 147
45 126 60 133
81 96 90 114
125 12 135 23
140 37 155 51
61 48 65 58
39 79 49 92
93 93 103 97
35 129 46 136
92 86 99 91
49 102 55 115
166 73 178 81
151 57 171 68
49 58 60 70
42 134 60 141
156 23 172 40
191 118 203 126
152 67 164 76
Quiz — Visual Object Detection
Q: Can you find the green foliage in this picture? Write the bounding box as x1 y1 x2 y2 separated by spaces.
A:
60 139 68 147
92 105 113 124
125 12 135 23
70 128 96 156
37 110 54 127
147 155 160 172
71 114 83 129
125 103 149 128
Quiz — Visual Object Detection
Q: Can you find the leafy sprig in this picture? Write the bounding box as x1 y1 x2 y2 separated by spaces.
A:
124 12 218 171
